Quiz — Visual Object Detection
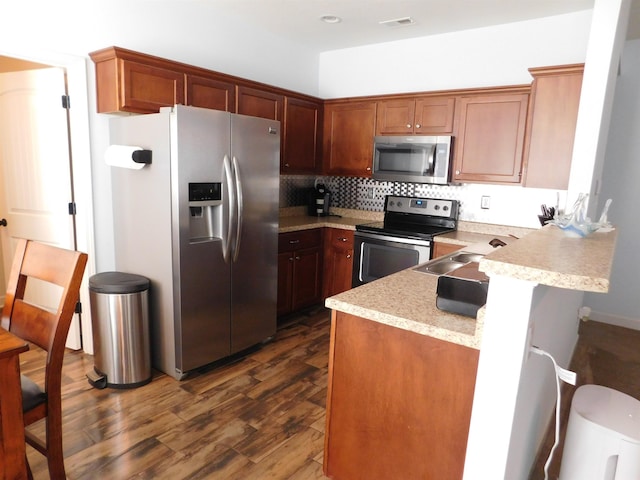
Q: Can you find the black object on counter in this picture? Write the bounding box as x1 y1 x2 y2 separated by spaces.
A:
436 262 489 318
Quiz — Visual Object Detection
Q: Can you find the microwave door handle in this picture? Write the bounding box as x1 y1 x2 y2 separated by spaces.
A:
427 144 436 173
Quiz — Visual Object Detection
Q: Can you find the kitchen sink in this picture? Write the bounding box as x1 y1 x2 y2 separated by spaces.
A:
414 251 485 275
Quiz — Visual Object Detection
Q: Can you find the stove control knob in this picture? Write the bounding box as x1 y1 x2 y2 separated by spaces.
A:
389 201 395 207
443 205 449 211
397 201 403 207
434 205 440 210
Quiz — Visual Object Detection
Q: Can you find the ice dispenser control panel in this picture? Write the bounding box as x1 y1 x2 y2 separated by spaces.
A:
188 182 222 242
189 182 221 203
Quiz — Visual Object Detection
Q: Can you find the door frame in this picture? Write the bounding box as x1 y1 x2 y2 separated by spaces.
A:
0 46 97 353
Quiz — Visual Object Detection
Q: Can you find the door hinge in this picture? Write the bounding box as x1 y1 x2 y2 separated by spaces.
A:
75 301 82 314
68 202 76 215
61 95 71 109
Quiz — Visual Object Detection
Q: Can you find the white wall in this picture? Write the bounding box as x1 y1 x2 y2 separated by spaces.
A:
318 12 592 230
1 0 320 271
585 38 640 328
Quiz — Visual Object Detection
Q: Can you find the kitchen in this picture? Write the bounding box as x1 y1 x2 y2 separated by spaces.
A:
0 0 639 478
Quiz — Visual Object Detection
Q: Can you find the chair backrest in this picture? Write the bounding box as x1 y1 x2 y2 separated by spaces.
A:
1 239 87 390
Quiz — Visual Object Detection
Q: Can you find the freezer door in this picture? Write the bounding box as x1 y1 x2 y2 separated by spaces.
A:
173 106 232 372
230 113 280 352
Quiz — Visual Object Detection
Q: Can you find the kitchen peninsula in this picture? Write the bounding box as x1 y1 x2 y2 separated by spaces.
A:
322 224 617 479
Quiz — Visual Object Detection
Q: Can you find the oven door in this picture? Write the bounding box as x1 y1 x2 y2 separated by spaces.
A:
352 231 432 287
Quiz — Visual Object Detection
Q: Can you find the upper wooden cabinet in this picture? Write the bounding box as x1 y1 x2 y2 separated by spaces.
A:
523 64 584 190
236 86 283 121
452 91 529 184
282 97 322 174
376 96 455 135
323 100 377 177
185 74 235 112
91 51 185 114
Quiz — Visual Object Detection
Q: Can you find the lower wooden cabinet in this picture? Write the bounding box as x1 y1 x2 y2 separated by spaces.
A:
433 241 467 259
277 230 323 316
323 228 354 298
324 311 479 480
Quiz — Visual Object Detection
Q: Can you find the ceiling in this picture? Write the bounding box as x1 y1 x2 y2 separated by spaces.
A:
204 0 640 53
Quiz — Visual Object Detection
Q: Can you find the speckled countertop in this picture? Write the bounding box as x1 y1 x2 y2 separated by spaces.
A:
280 208 617 349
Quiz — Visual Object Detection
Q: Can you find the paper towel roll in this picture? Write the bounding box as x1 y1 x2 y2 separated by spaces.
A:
105 145 148 170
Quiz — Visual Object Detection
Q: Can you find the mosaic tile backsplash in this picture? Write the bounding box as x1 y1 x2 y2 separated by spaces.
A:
280 175 566 230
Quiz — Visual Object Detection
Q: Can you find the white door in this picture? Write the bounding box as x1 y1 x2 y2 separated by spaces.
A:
0 67 81 348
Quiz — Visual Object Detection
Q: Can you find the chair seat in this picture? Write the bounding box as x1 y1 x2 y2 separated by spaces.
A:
21 374 47 412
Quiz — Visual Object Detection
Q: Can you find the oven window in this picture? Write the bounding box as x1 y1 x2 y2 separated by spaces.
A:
361 243 421 283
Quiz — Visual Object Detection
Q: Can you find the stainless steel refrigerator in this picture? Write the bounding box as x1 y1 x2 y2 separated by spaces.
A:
108 105 279 380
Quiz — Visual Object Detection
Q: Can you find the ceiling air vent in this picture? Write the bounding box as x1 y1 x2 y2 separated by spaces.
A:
379 17 416 28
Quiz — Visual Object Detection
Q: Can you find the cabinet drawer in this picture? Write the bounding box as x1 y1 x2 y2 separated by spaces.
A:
279 229 322 253
327 229 354 250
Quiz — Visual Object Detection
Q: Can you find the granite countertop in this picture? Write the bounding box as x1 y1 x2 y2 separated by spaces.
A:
325 222 617 349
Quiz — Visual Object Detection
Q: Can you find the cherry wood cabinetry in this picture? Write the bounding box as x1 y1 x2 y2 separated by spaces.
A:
282 97 322 174
322 228 354 299
277 230 323 316
452 90 529 184
376 95 456 135
323 100 377 176
433 241 466 259
324 311 479 479
236 86 283 121
185 74 236 112
523 64 584 190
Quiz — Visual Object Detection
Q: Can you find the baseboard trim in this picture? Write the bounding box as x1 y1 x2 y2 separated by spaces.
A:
587 311 640 331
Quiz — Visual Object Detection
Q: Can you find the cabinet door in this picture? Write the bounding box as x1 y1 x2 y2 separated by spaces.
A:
323 229 355 298
324 101 377 176
376 99 415 135
282 97 321 174
119 60 185 113
277 252 294 316
292 247 323 310
414 96 455 134
185 74 236 112
433 242 465 259
523 65 583 189
237 86 283 120
453 93 529 184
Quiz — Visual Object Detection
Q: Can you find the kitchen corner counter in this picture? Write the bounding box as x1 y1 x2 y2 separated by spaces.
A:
325 268 483 349
479 224 617 292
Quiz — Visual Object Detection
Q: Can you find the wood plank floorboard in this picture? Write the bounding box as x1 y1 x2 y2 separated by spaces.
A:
21 308 331 480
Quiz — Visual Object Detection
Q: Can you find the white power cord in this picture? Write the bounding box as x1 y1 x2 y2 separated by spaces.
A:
530 345 577 480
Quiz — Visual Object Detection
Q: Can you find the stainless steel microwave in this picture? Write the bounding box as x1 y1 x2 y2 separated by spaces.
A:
372 135 453 184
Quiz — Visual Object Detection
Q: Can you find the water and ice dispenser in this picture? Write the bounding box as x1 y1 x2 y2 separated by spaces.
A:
188 182 222 241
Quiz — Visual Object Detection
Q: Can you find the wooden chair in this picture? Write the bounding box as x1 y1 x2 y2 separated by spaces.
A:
1 239 88 479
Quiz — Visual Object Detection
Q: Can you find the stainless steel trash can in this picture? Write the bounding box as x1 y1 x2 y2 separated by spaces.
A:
87 272 151 389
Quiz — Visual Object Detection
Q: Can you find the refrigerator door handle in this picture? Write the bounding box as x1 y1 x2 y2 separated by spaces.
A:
231 156 243 262
222 154 235 263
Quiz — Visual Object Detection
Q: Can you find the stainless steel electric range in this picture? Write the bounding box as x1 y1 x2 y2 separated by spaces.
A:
352 195 459 287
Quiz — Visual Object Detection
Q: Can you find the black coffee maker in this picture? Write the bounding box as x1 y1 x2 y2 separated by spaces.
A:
307 183 332 217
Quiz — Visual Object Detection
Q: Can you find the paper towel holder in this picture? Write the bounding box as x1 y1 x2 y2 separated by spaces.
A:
132 149 152 165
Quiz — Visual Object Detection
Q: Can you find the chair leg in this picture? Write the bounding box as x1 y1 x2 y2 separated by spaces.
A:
46 416 67 479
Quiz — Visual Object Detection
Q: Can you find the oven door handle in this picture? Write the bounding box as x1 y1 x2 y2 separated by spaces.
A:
354 231 432 247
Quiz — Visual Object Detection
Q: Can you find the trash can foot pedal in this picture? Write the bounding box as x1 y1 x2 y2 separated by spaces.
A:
87 368 107 389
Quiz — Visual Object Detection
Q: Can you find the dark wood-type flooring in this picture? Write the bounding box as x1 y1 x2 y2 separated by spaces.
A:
19 307 639 479
531 319 640 479
22 309 332 480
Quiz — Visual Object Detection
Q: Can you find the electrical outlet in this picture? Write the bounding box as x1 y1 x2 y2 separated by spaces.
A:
481 196 490 209
366 186 376 199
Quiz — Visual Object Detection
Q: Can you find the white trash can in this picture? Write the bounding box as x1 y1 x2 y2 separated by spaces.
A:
87 272 151 389
559 384 640 479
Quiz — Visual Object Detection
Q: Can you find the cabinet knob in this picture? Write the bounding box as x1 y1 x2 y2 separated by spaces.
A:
289 239 300 244
415 123 421 128
295 256 301 261
284 163 290 167
366 167 371 171
346 254 352 259
289 257 294 261
456 170 460 175
406 124 412 128
338 237 347 242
